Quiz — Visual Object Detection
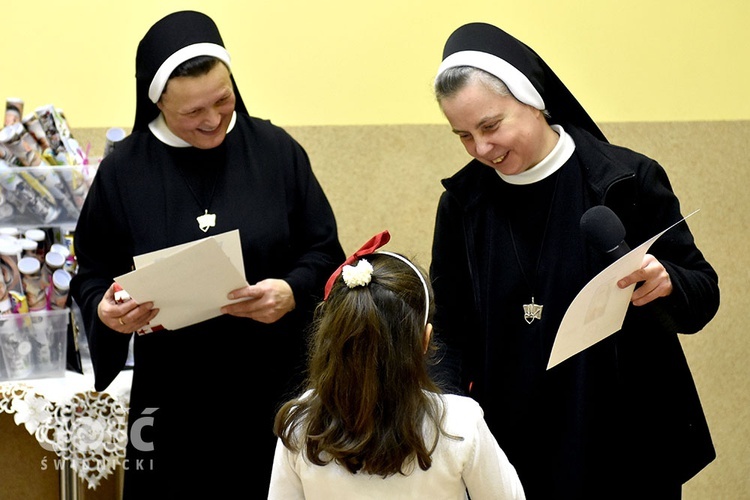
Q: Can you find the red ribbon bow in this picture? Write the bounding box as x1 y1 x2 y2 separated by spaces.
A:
323 230 391 300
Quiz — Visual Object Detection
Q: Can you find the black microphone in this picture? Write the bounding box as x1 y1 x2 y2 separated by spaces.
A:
580 205 631 261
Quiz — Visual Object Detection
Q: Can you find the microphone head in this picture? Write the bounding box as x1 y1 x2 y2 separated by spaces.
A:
580 205 626 253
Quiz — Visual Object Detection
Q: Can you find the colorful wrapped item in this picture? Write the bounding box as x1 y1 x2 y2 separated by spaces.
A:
0 99 95 226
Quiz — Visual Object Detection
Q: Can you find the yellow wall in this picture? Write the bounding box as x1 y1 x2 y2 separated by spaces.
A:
2 0 748 128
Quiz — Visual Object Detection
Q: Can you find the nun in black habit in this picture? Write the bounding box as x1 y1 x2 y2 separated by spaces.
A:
70 10 345 498
429 22 719 499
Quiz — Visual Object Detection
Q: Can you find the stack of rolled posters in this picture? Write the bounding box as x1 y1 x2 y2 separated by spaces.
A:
0 98 93 224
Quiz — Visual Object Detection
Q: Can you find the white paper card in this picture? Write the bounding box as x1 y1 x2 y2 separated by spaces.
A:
133 229 244 275
115 231 247 330
547 210 698 369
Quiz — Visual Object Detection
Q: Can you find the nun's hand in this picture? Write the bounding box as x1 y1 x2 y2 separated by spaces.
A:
98 282 159 333
616 253 672 306
222 279 296 324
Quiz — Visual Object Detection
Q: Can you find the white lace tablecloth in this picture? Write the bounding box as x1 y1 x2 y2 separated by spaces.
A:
0 368 133 490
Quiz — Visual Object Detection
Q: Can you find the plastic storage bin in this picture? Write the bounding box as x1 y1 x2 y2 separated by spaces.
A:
0 164 96 227
0 308 69 381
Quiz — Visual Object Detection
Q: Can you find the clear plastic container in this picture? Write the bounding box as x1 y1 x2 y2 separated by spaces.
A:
0 308 69 381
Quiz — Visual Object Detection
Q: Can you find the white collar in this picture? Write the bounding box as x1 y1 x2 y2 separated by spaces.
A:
497 124 574 185
148 111 237 147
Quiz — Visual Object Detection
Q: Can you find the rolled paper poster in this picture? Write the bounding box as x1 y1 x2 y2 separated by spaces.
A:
17 170 57 208
0 240 14 315
23 228 49 262
34 105 66 157
18 256 46 311
0 227 19 239
17 237 38 261
0 143 21 166
49 243 70 259
0 162 61 224
0 238 26 314
62 231 76 274
0 325 33 379
0 278 11 314
0 237 24 300
31 167 80 218
103 127 126 158
49 268 71 310
56 165 87 209
21 113 51 150
38 105 82 164
0 186 16 222
0 122 45 166
4 98 23 127
61 136 86 166
43 250 65 282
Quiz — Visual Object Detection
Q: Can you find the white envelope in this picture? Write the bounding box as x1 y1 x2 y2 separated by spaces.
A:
115 230 248 330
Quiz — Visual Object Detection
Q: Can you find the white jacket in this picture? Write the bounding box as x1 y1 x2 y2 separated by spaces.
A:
268 392 525 499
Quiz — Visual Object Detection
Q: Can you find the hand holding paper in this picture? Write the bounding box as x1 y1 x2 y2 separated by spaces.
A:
114 230 247 331
547 210 699 369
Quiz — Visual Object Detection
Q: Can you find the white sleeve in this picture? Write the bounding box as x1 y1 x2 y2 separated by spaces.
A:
462 410 526 500
267 438 305 500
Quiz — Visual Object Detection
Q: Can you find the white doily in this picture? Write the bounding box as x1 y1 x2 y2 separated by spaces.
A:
0 376 130 490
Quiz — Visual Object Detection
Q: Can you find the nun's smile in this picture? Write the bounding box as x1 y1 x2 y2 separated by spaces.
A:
156 63 236 150
440 78 557 176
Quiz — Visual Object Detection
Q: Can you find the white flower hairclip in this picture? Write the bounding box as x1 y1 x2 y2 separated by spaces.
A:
341 259 374 289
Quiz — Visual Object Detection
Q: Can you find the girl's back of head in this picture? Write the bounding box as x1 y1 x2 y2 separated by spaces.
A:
274 248 447 477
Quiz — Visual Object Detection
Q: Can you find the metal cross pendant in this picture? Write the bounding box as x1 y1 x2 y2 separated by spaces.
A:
523 297 543 324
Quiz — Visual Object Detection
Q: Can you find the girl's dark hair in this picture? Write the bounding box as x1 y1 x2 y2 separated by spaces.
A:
274 253 453 477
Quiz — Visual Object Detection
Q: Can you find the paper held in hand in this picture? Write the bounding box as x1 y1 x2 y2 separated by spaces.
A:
114 229 247 331
547 210 699 370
